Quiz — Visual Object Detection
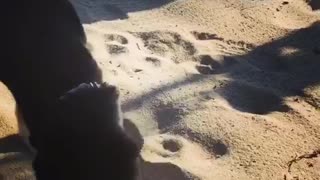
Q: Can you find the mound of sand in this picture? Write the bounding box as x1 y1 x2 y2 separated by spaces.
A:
0 0 319 179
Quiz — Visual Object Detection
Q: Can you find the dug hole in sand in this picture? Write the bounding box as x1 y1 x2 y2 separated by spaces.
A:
0 0 320 179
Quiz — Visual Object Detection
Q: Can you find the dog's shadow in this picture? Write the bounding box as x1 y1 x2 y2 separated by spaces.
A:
0 119 194 180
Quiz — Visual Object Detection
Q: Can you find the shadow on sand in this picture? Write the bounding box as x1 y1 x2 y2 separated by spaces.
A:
122 21 320 116
309 0 320 10
1 13 319 180
70 0 174 23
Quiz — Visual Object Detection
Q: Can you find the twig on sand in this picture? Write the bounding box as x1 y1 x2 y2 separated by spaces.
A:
136 43 141 50
284 149 320 180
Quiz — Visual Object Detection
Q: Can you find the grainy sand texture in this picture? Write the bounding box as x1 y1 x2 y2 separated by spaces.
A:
0 0 319 179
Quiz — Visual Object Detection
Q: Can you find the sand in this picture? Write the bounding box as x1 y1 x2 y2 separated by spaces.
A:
0 0 319 179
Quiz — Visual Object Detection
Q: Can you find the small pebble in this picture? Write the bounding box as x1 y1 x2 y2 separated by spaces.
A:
134 69 143 73
282 1 289 5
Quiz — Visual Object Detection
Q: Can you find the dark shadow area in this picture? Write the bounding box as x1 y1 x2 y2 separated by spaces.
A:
70 0 175 23
216 82 290 114
162 139 182 153
141 161 199 180
211 140 228 157
191 21 320 114
154 102 187 130
309 0 320 10
201 21 320 114
123 21 320 116
219 21 320 114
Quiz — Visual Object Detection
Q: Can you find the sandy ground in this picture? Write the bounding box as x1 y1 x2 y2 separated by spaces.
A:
0 0 320 179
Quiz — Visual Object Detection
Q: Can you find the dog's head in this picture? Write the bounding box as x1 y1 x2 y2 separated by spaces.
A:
32 82 140 180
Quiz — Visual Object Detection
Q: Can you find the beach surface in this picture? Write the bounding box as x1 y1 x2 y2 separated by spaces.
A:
0 0 319 179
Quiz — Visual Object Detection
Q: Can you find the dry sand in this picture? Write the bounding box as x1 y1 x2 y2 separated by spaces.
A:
0 0 320 179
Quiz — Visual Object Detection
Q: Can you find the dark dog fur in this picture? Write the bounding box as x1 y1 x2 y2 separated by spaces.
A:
0 0 139 179
33 83 139 180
